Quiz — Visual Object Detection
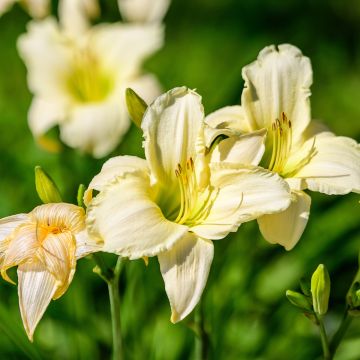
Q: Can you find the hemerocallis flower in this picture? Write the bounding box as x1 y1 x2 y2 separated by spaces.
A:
118 0 170 23
0 203 98 341
0 0 49 18
17 1 164 158
205 44 360 250
85 87 291 322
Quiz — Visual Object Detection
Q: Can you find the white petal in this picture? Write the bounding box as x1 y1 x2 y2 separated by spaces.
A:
59 0 99 36
18 261 59 341
257 190 311 250
242 44 312 141
0 214 28 242
118 0 170 23
86 171 188 259
0 0 14 16
28 97 66 137
142 87 205 185
17 18 72 100
204 105 251 146
0 214 28 267
24 0 50 18
60 96 130 158
209 129 266 166
93 23 163 79
41 232 76 299
84 155 149 205
75 229 102 259
190 164 291 240
158 234 213 323
291 134 360 195
2 224 38 274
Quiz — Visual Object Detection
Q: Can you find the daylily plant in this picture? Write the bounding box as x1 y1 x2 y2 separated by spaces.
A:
0 203 97 341
205 44 360 250
18 0 164 157
84 87 291 322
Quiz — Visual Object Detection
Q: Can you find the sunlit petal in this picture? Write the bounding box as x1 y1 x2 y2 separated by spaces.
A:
291 134 360 195
158 234 213 323
242 44 312 141
209 129 266 166
142 87 204 185
257 190 311 250
191 164 291 239
18 261 59 341
86 171 188 259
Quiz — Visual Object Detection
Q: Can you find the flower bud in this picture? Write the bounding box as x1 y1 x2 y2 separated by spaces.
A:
311 264 331 315
299 277 311 297
125 88 147 128
34 166 62 204
286 290 312 311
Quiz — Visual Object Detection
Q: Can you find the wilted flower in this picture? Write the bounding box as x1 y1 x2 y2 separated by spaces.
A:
0 203 98 340
0 0 49 18
85 87 291 322
18 1 164 158
205 44 360 250
118 0 170 23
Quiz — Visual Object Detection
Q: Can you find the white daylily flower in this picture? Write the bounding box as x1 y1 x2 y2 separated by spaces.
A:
0 0 49 18
118 0 170 23
0 203 99 341
205 44 360 250
85 87 291 322
17 6 164 158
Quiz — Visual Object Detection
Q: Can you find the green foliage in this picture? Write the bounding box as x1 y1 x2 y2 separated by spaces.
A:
0 1 359 359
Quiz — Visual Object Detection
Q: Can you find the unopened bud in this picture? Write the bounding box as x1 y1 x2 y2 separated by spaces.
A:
286 290 312 311
35 166 62 204
311 264 331 315
125 88 147 128
299 277 311 297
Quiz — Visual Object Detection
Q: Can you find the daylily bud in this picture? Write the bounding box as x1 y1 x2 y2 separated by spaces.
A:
77 184 86 208
299 277 311 297
311 264 331 315
286 290 312 311
125 88 147 128
34 166 62 204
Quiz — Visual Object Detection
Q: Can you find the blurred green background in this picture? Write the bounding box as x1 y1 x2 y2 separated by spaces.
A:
0 0 359 359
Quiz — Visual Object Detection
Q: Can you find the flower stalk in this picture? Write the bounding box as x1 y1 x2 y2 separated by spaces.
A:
93 254 126 360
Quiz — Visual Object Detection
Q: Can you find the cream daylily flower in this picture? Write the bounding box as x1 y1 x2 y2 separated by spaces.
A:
205 44 360 250
85 87 291 322
0 0 49 18
17 3 164 158
0 203 98 341
118 0 170 23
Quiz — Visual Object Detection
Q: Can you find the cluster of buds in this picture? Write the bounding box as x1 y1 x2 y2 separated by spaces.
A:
286 264 331 320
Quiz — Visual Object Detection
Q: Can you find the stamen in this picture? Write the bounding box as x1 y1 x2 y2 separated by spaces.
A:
173 157 218 226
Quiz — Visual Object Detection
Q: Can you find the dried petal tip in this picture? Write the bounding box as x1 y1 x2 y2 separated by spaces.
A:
35 166 62 204
311 264 331 316
125 88 148 128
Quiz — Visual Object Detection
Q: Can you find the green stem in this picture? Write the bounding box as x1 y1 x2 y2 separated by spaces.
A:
317 315 331 360
329 311 353 356
108 257 124 360
194 302 209 360
92 254 125 360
